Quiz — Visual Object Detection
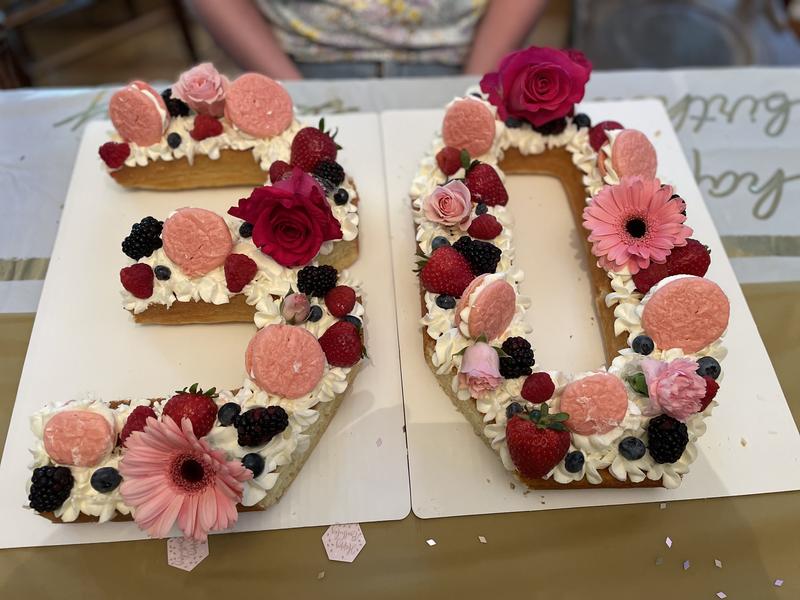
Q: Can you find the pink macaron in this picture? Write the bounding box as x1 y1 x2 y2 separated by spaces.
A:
162 208 233 278
109 80 168 146
224 73 294 138
642 276 730 353
610 129 657 179
246 324 326 399
560 374 628 436
43 410 115 467
442 99 496 157
454 274 516 341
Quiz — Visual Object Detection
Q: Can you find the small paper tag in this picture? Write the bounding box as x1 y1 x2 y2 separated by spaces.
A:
167 537 209 571
322 523 366 563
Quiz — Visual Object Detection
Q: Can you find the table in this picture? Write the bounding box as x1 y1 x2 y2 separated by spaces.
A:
1 70 799 599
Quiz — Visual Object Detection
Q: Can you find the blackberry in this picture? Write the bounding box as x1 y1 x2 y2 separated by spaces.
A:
333 188 349 205
431 236 450 250
236 406 289 447
532 117 567 135
217 402 241 427
90 467 122 493
167 132 182 149
499 337 535 379
573 113 592 129
297 265 338 297
564 451 585 473
28 466 73 512
647 415 689 464
242 453 265 477
160 88 190 117
343 315 362 329
122 216 163 260
154 265 171 281
308 305 323 322
452 236 501 275
239 221 254 238
618 437 646 460
313 159 345 187
475 203 488 215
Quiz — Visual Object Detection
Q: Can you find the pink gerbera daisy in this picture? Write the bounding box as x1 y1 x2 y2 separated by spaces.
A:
583 176 692 274
119 416 251 541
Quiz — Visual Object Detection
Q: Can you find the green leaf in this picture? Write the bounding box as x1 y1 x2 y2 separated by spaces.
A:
318 117 325 132
549 422 568 432
459 149 471 170
476 334 489 344
549 412 570 422
206 387 216 397
189 383 198 394
495 347 511 359
627 372 649 396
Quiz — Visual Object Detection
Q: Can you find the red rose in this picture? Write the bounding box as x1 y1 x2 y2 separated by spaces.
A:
480 46 592 127
228 168 342 267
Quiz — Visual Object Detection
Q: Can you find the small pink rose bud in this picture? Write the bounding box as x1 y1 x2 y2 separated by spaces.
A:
282 292 310 323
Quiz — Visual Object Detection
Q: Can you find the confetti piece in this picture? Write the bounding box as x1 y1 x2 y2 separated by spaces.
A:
740 437 748 447
375 437 382 447
317 571 325 580
660 503 667 510
478 536 487 544
322 524 366 563
167 537 209 571
774 579 784 587
715 559 722 568
655 557 664 566
426 539 437 547
666 537 673 549
683 560 690 570
716 593 727 599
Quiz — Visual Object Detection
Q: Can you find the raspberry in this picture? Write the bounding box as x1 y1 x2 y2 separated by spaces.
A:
120 263 154 299
521 372 555 404
190 114 223 141
269 160 292 183
325 285 356 318
224 253 258 293
319 321 363 367
436 146 463 176
632 262 669 294
467 214 502 240
589 121 624 152
698 377 719 412
98 142 130 169
120 405 157 446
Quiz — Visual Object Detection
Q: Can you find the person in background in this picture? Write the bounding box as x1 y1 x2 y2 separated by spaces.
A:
191 0 549 79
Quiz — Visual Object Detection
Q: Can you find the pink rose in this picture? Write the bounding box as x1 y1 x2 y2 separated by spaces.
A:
423 180 473 230
228 168 342 267
641 358 706 422
458 342 502 399
281 292 310 323
172 63 229 117
480 46 592 127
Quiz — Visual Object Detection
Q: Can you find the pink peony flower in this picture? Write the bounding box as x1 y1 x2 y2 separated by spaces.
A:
423 180 473 231
172 63 229 117
480 46 591 127
641 358 706 422
228 168 342 267
119 416 251 541
458 342 503 399
281 292 310 323
583 176 693 274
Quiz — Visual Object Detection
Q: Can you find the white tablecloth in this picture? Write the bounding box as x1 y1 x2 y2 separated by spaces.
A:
1 68 798 312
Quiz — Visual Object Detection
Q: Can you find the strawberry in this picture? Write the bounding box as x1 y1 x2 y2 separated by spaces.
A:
98 142 130 168
268 159 292 183
224 253 258 293
506 403 571 479
436 146 464 176
162 383 218 437
319 321 363 367
589 120 624 152
467 214 502 240
190 114 223 141
120 263 154 299
120 405 156 446
520 372 555 404
417 246 475 296
290 118 339 172
465 162 508 206
325 285 356 318
633 239 710 293
698 376 719 412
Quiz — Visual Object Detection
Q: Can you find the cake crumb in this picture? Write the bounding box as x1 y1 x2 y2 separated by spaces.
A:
655 557 663 566
740 437 748 447
654 130 662 137
660 502 667 510
375 437 382 447
317 571 325 580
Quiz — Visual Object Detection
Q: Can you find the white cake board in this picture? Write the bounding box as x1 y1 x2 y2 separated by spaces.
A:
0 114 410 548
382 101 800 519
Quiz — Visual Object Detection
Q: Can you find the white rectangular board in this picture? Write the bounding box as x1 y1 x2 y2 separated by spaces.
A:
381 101 800 519
0 114 410 548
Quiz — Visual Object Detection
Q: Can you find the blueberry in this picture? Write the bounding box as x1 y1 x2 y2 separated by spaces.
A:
154 265 171 281
631 335 654 355
504 117 524 128
628 372 649 396
618 436 646 460
529 409 541 421
573 113 592 129
90 467 122 493
431 236 450 250
696 356 721 380
167 132 182 149
505 402 524 420
343 315 362 329
308 305 323 322
475 203 488 215
564 451 584 473
333 188 349 205
217 402 241 427
241 453 265 478
239 222 253 238
436 295 456 309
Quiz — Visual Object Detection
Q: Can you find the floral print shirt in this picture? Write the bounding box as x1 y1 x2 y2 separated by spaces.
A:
255 0 488 64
